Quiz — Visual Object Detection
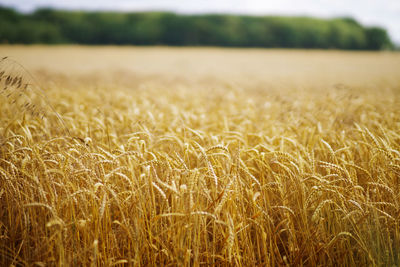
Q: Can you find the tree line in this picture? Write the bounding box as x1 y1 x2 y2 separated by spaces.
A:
0 6 393 50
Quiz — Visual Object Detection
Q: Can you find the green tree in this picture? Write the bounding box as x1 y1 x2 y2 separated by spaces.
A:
365 27 392 50
0 6 393 49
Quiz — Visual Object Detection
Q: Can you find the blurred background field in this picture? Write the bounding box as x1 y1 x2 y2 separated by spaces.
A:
2 45 400 88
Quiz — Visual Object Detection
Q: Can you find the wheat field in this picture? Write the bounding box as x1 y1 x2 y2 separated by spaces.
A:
1 46 400 266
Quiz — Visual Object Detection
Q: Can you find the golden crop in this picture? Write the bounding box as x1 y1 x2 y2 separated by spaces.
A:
1 46 400 266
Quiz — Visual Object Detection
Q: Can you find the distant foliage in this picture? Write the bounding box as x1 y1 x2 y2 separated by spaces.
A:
0 6 393 50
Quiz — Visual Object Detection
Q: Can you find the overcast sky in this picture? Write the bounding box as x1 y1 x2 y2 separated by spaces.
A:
1 0 399 44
